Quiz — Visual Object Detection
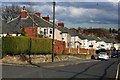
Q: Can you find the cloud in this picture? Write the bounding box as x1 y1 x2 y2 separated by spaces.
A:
2 1 118 28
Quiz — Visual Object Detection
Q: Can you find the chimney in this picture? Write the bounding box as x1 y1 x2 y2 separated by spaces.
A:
42 15 50 22
21 6 27 19
58 22 64 28
35 12 41 17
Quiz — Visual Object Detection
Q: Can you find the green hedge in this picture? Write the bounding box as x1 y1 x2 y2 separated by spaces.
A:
30 37 52 54
2 36 30 55
2 36 52 55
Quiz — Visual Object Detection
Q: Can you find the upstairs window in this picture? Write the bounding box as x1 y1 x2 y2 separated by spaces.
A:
50 29 52 34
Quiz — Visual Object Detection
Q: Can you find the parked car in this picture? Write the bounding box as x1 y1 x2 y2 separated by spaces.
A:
91 52 109 60
97 52 109 60
111 52 120 58
91 49 109 60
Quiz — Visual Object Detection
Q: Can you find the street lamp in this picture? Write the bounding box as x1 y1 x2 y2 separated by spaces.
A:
52 1 55 62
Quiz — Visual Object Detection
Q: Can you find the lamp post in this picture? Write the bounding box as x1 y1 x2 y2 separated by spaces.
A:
52 1 55 62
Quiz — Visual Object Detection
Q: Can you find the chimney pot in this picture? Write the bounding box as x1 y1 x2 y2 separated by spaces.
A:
58 22 64 28
21 6 27 19
35 12 41 17
42 15 50 22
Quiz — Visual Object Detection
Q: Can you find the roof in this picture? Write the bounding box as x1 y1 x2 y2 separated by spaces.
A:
57 27 69 32
78 34 101 41
29 14 54 27
7 14 55 28
7 16 34 28
69 30 79 36
100 37 113 43
2 13 57 34
1 20 21 34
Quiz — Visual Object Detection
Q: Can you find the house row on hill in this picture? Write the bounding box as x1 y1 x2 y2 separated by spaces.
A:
1 6 120 51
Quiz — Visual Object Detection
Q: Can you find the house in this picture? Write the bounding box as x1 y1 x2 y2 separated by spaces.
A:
57 27 71 48
0 20 21 38
96 37 113 50
2 6 61 39
78 34 89 49
2 6 68 42
69 30 80 48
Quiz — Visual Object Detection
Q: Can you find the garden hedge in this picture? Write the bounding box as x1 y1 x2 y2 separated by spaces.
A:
2 36 52 55
30 37 52 54
2 36 29 55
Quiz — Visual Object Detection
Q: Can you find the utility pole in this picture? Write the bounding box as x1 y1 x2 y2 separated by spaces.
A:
52 1 55 62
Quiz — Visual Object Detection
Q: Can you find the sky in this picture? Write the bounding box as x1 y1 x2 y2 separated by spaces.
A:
1 0 120 29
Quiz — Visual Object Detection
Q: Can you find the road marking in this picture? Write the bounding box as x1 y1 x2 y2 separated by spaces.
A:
116 63 120 80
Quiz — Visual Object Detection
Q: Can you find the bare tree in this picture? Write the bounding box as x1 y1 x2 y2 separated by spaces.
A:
2 4 35 22
2 5 21 21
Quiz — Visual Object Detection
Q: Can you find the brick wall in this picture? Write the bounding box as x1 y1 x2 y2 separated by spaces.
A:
24 27 38 37
54 40 66 54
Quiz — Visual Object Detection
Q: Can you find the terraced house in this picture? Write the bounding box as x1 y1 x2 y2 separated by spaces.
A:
1 6 64 40
1 6 118 53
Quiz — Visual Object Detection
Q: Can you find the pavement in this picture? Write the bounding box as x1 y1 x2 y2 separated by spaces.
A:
1 59 100 68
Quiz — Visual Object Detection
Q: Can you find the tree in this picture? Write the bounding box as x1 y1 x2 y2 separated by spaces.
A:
2 5 21 21
2 4 34 22
112 29 117 33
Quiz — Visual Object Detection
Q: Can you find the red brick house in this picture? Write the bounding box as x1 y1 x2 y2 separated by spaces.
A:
6 6 55 38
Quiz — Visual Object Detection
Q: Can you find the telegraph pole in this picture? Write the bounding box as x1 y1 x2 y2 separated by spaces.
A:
52 1 55 62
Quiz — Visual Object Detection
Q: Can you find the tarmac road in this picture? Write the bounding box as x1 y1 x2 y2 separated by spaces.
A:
1 58 120 80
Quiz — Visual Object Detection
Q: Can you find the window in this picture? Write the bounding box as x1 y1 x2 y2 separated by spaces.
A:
50 29 52 34
44 29 46 35
49 35 51 37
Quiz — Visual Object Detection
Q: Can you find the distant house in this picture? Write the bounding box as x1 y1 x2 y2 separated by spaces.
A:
78 34 89 49
96 37 113 50
57 27 71 48
69 31 80 48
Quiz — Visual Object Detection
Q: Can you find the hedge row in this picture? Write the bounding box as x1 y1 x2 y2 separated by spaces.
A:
30 37 52 54
2 36 52 55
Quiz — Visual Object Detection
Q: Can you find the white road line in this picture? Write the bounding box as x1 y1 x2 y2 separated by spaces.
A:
116 63 120 80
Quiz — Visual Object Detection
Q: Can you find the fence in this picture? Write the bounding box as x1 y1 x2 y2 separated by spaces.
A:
65 48 95 55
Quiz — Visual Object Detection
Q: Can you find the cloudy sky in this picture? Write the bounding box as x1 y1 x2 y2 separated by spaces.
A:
1 0 119 29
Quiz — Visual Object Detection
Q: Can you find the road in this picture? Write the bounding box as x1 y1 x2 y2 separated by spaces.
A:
2 58 120 80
